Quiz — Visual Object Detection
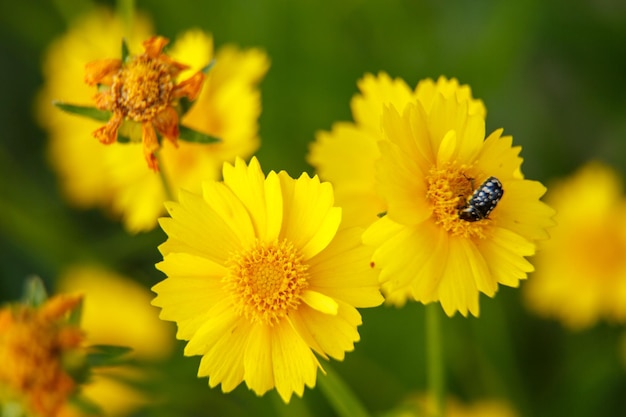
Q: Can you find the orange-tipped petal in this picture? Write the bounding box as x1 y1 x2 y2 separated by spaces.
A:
93 113 123 144
153 107 180 145
142 122 160 171
84 58 121 86
143 36 169 58
93 91 113 110
173 71 205 101
40 294 83 321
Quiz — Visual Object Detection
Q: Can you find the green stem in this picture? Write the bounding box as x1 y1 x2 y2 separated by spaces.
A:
156 152 174 201
426 303 445 417
317 364 372 417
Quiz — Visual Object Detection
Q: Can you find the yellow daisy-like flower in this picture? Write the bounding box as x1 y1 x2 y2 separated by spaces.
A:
151 157 383 402
311 73 554 316
85 35 204 171
37 9 269 232
0 294 84 417
308 73 486 229
524 162 626 330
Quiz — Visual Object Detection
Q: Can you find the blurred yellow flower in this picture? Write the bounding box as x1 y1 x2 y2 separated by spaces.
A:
152 157 383 402
310 73 554 316
524 162 626 329
308 73 486 229
388 394 519 417
84 35 204 171
37 9 269 233
0 294 84 417
56 265 175 416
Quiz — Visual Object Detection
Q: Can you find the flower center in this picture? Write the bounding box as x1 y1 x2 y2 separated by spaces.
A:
425 163 488 239
224 239 309 325
569 224 626 280
110 55 174 122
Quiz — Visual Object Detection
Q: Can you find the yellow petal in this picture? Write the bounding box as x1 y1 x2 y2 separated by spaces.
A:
289 302 361 361
159 189 244 262
308 226 383 308
437 238 480 317
300 290 339 315
436 130 457 166
243 324 274 396
477 227 535 288
153 252 227 340
352 72 414 132
184 298 238 356
198 319 251 393
271 319 320 403
201 180 257 246
377 138 432 226
278 171 341 259
222 157 272 239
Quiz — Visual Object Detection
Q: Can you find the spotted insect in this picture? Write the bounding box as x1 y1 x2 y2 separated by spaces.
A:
458 176 504 222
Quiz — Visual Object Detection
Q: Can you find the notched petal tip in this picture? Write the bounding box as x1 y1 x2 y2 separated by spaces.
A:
143 35 170 57
93 113 123 144
174 71 205 101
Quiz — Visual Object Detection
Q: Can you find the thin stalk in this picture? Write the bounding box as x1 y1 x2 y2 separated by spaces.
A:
426 303 445 417
157 152 174 201
317 364 372 417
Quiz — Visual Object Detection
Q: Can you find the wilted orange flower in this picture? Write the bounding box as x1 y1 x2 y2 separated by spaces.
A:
0 295 84 417
85 36 204 171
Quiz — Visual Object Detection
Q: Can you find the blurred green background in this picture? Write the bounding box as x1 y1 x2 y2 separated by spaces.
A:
1 0 626 416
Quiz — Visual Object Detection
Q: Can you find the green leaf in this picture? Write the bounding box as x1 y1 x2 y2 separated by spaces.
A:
54 102 111 122
86 344 133 367
178 96 195 116
121 38 130 63
178 125 221 144
22 276 48 307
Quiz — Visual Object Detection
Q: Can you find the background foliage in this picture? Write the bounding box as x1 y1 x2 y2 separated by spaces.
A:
1 0 626 416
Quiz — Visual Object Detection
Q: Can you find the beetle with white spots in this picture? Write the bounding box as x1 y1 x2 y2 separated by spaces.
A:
458 176 504 222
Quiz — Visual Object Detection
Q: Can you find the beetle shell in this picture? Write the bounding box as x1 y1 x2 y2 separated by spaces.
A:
458 176 504 222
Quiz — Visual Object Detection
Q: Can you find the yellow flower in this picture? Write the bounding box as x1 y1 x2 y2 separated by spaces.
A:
37 9 269 232
151 157 383 402
84 35 204 171
308 73 486 228
56 265 175 416
389 394 519 417
0 294 84 417
311 73 554 316
524 162 626 329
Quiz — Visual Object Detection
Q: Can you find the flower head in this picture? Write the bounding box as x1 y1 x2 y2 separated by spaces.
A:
0 294 84 417
524 162 626 329
85 35 204 171
37 10 269 232
151 157 383 402
310 73 554 316
308 73 486 228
